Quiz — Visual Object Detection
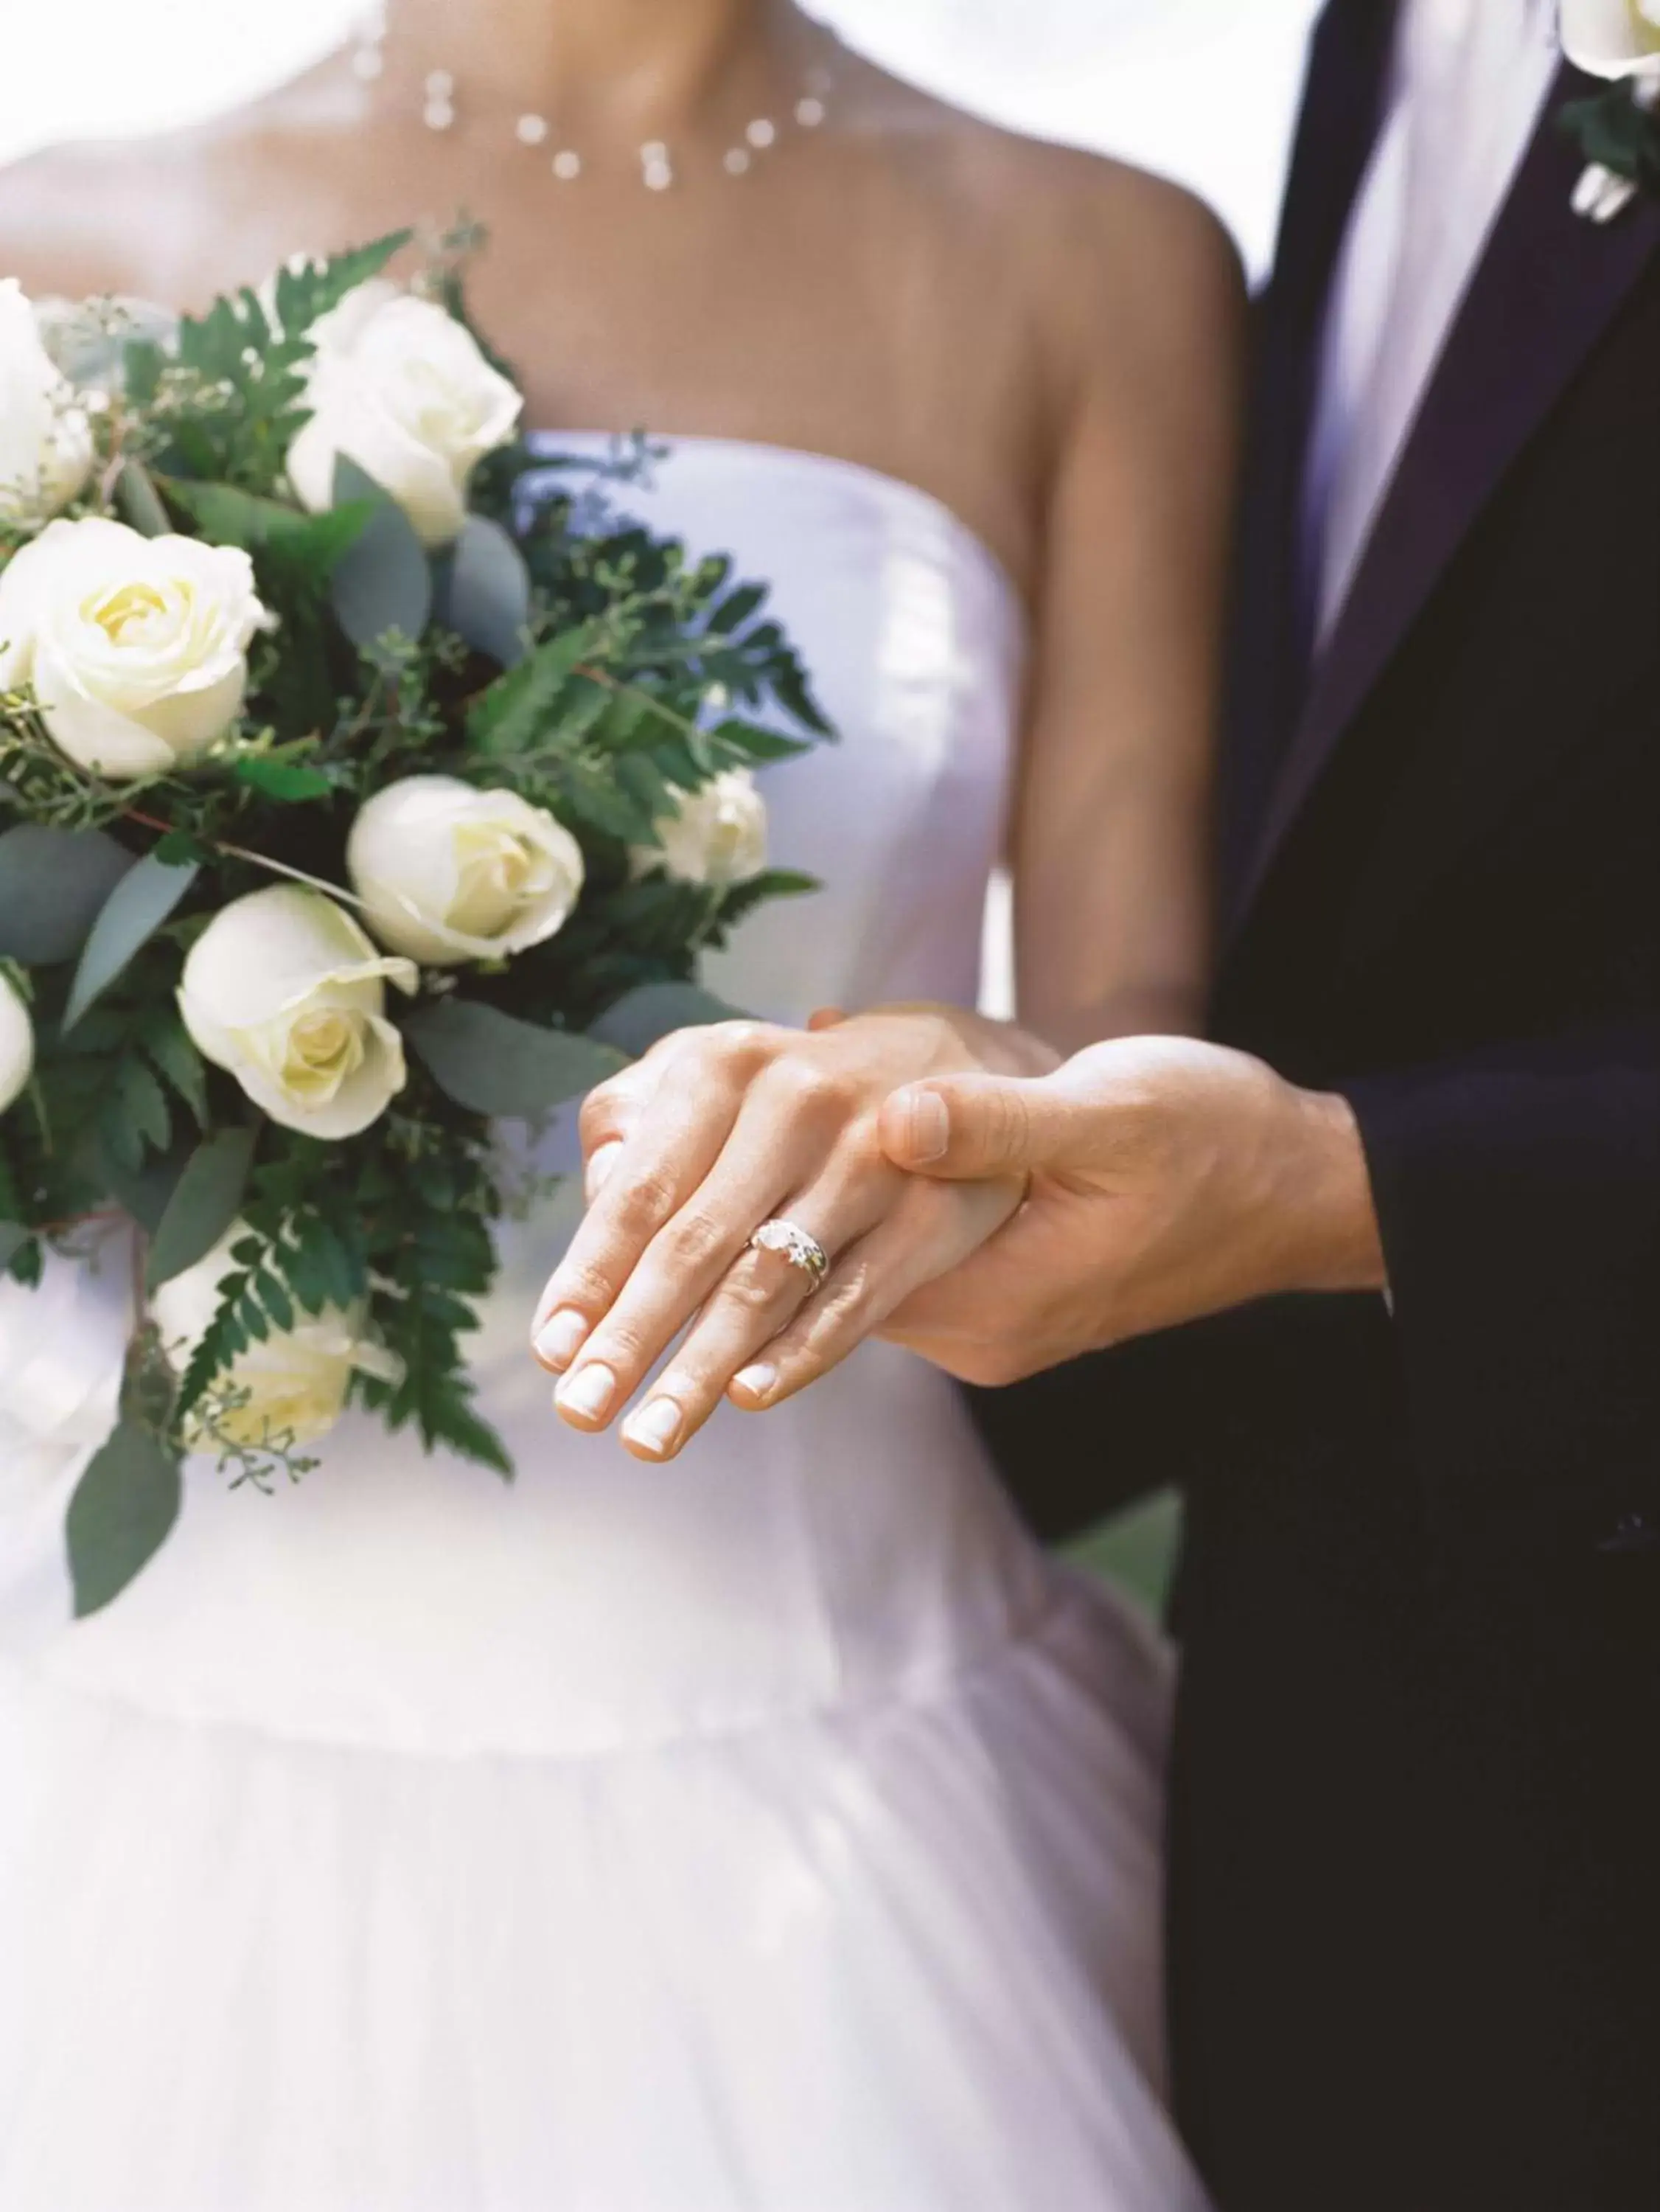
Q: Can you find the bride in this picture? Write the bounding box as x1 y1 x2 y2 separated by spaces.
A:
0 1 1241 2204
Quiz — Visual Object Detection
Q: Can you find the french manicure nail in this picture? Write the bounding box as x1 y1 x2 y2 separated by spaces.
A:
623 1397 683 1456
906 1090 949 1163
534 1309 589 1371
732 1363 777 1405
557 1363 617 1423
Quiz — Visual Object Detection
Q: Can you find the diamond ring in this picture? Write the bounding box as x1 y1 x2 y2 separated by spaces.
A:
748 1217 831 1290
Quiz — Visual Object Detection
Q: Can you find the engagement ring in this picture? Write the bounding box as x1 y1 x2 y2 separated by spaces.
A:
749 1217 831 1289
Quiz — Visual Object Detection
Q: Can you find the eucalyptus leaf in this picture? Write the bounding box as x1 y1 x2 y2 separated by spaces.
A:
0 825 134 966
405 1000 626 1119
114 459 171 538
64 853 199 1031
590 981 745 1057
66 1419 183 1618
329 457 433 658
146 1126 257 1292
166 480 374 577
160 480 283 549
0 1222 29 1273
231 756 334 801
438 515 532 667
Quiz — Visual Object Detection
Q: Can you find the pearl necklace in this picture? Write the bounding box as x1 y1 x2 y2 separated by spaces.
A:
350 15 834 192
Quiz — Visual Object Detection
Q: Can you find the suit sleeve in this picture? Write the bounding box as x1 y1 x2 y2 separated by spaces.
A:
963 1327 1204 1545
1339 1020 1660 1546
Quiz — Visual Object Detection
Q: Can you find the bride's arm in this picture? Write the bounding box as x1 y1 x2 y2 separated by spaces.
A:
529 168 1246 1455
1011 167 1244 1051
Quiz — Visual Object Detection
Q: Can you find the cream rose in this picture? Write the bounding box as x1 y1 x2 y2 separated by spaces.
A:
346 773 586 966
0 969 35 1114
1560 1 1660 78
0 517 270 779
153 1222 400 1450
636 769 769 888
286 282 523 548
0 279 94 528
178 886 417 1139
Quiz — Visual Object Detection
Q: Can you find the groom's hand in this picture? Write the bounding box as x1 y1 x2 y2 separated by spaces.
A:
862 1036 1386 1386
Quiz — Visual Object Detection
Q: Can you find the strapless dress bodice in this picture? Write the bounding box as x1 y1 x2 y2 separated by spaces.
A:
0 438 1045 1759
0 442 1203 2212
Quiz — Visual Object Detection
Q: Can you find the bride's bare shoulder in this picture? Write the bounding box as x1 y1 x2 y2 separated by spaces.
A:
1 130 217 303
0 108 349 306
860 66 1244 351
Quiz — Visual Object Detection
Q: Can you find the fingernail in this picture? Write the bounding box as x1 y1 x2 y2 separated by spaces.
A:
732 1363 777 1405
622 1396 683 1457
586 1141 623 1200
905 1090 949 1163
534 1309 588 1371
557 1363 616 1423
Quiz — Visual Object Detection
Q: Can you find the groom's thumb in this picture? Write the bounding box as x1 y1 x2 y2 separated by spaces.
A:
880 1072 1073 1181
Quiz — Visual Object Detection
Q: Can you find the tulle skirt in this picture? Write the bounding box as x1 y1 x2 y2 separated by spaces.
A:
0 1575 1205 2212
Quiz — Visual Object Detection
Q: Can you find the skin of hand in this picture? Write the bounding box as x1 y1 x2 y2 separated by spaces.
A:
730 1032 1387 1398
528 1006 1055 1458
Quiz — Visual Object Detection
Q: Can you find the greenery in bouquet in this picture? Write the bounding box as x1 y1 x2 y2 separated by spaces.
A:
0 228 828 1614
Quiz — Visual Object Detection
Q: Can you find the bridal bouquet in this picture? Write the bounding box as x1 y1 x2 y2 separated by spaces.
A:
0 232 826 1613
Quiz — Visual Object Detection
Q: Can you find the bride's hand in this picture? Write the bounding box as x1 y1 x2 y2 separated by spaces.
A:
529 1006 1047 1460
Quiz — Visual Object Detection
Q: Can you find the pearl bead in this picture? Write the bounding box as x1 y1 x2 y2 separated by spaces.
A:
347 49 840 190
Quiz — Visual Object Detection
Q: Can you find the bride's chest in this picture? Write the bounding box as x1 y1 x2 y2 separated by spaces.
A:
468 224 1041 597
515 431 1026 1020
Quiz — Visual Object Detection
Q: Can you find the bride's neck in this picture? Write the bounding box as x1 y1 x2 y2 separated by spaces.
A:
379 0 798 128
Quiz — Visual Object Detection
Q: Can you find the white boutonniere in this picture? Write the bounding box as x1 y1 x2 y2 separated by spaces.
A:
1558 1 1660 221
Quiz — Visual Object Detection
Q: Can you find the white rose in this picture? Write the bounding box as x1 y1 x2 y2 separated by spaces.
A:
0 516 270 779
286 282 523 548
153 1221 400 1450
0 278 94 527
635 769 769 888
178 886 417 1139
1560 0 1660 80
0 969 35 1113
346 773 586 966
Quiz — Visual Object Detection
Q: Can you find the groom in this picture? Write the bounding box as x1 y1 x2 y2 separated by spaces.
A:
875 4 1659 2207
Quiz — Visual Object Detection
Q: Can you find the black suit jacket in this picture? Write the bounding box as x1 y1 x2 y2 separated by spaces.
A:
973 10 1660 2206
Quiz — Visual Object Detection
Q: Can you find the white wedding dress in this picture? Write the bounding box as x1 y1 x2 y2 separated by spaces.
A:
0 437 1207 2212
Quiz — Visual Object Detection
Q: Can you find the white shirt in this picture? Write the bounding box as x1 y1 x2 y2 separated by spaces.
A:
1303 0 1561 638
